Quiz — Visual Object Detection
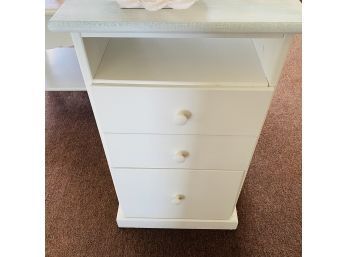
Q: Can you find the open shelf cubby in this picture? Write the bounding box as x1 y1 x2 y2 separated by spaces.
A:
83 37 270 87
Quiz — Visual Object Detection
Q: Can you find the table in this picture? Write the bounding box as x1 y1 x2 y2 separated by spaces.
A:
49 0 302 230
45 0 85 91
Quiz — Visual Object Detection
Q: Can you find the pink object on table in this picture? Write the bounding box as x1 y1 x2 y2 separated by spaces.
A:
115 0 198 11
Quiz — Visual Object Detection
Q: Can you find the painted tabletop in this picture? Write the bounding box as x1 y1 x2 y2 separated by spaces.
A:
49 0 302 34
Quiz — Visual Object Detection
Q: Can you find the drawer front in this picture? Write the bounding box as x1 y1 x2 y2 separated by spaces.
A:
111 169 245 219
104 134 257 170
91 86 273 135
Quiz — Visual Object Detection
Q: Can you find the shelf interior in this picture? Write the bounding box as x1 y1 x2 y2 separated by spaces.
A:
88 38 268 87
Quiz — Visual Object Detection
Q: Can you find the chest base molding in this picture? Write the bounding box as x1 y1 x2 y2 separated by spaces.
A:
116 207 238 230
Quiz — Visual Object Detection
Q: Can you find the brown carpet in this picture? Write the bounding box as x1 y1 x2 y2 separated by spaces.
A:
46 35 301 257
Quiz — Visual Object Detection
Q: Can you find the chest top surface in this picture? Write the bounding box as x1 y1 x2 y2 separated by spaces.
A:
49 0 301 34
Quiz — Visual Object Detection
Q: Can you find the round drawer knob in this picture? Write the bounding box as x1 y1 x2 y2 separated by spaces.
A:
172 194 186 204
174 151 189 163
174 110 192 125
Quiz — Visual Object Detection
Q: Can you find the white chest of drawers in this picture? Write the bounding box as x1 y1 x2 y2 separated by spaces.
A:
49 0 301 230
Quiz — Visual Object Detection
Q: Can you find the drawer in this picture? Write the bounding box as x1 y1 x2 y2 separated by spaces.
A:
91 86 273 135
111 168 245 219
104 134 257 170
